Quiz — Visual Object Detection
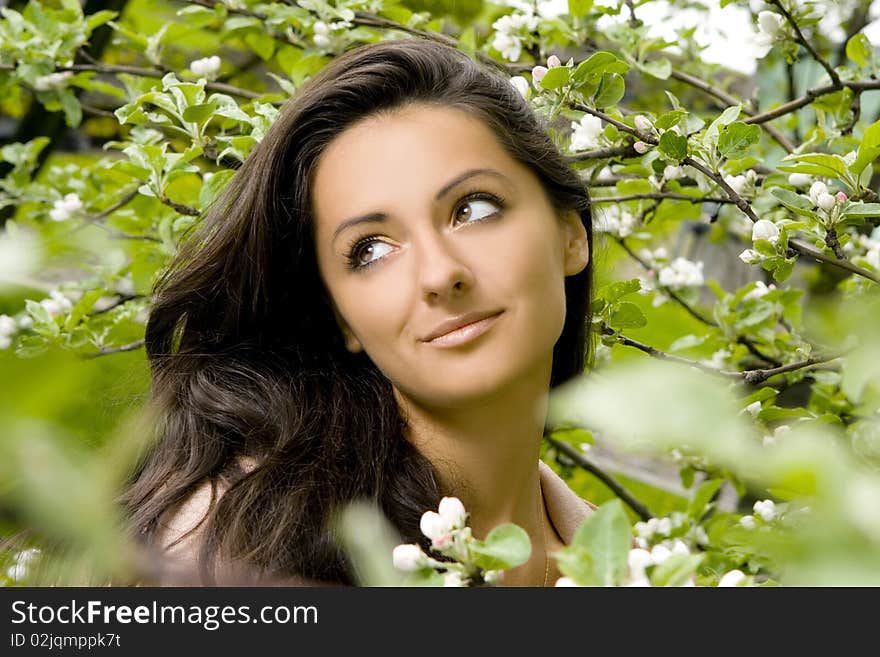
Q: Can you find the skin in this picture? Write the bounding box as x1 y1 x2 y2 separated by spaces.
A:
311 103 589 586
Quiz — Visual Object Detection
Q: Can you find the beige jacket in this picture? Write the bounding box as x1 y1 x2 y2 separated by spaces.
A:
155 458 596 585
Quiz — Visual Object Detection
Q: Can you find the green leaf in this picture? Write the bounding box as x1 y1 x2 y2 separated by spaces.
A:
600 278 641 303
572 51 628 86
57 89 82 128
567 0 594 19
244 30 276 61
470 523 531 570
704 104 742 146
182 102 217 124
649 553 704 587
610 302 647 328
593 72 625 108
770 188 820 220
658 131 688 162
654 109 687 131
687 478 724 519
554 545 597 585
571 499 631 586
772 257 796 282
845 33 872 67
851 119 880 176
637 57 671 80
779 153 851 180
717 122 760 159
199 169 235 208
539 66 571 90
842 203 880 219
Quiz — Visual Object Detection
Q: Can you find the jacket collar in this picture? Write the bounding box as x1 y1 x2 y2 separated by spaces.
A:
538 459 596 545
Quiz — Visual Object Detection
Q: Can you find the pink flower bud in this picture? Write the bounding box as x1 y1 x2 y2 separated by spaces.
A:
634 115 652 133
547 55 562 68
836 191 848 203
531 65 548 85
633 141 651 154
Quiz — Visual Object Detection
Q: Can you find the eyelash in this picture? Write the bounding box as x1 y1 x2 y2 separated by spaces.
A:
343 191 507 272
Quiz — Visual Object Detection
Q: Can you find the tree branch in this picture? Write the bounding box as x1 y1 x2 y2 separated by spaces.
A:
769 0 842 88
593 192 734 205
83 339 145 358
544 434 654 521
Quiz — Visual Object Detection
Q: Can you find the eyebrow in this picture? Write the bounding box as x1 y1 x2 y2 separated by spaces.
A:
330 168 510 246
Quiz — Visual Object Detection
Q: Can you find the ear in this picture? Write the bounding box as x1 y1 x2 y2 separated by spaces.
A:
560 208 589 276
330 303 363 353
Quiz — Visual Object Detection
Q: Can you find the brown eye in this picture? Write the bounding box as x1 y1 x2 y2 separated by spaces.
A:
454 195 502 226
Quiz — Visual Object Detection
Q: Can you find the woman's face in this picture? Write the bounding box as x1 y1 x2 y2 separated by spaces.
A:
311 103 589 410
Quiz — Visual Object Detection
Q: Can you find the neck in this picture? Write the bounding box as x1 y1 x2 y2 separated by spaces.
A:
395 358 555 585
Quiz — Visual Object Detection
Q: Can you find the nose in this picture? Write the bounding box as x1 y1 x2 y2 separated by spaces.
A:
414 230 475 302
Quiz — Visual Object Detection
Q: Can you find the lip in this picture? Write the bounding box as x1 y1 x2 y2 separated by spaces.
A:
421 310 504 347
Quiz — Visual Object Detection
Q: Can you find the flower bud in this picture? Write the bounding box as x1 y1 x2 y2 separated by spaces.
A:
817 192 836 212
419 511 451 541
634 115 652 133
392 544 426 572
509 75 530 100
757 11 785 37
738 249 762 265
753 499 777 522
836 191 848 203
189 55 221 79
809 181 829 206
555 576 580 587
650 544 672 565
633 141 650 154
718 569 746 587
438 496 467 529
739 515 756 529
751 219 780 244
531 65 548 87
546 55 562 68
787 173 811 187
443 570 465 587
484 570 504 585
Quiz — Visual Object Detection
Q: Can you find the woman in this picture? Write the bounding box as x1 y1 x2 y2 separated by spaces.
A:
120 37 596 587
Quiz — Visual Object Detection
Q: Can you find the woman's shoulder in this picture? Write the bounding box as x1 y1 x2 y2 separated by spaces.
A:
538 459 597 546
153 456 261 585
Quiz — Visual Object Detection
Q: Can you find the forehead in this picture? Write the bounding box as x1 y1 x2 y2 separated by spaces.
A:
310 104 518 230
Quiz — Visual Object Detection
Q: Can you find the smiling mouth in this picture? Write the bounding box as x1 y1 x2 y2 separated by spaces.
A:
424 311 504 348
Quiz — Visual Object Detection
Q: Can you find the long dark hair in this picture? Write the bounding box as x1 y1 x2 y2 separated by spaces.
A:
118 37 595 586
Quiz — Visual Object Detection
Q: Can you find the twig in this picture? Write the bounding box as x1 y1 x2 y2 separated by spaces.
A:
83 340 145 358
544 434 654 521
741 355 842 385
84 187 140 222
160 197 200 216
743 80 880 125
567 145 637 161
769 0 842 88
593 193 734 205
824 227 847 260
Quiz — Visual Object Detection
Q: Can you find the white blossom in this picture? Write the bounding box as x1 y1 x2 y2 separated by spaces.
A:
739 515 756 529
724 174 748 196
438 497 467 529
443 570 466 587
745 400 762 416
627 548 653 578
670 539 690 556
817 192 837 212
594 205 639 238
752 219 780 244
190 55 221 79
739 249 763 265
509 75 530 100
633 141 651 154
717 569 746 587
656 517 672 536
753 499 777 522
33 71 74 92
787 173 812 187
649 544 672 565
40 290 73 318
755 10 785 57
663 165 684 180
569 114 604 152
484 570 504 585
0 314 16 337
633 115 653 133
658 257 704 289
492 32 523 62
742 281 776 302
392 544 426 572
531 65 549 87
49 193 83 222
419 511 452 541
491 10 539 62
809 181 829 207
555 576 580 587
546 54 562 68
